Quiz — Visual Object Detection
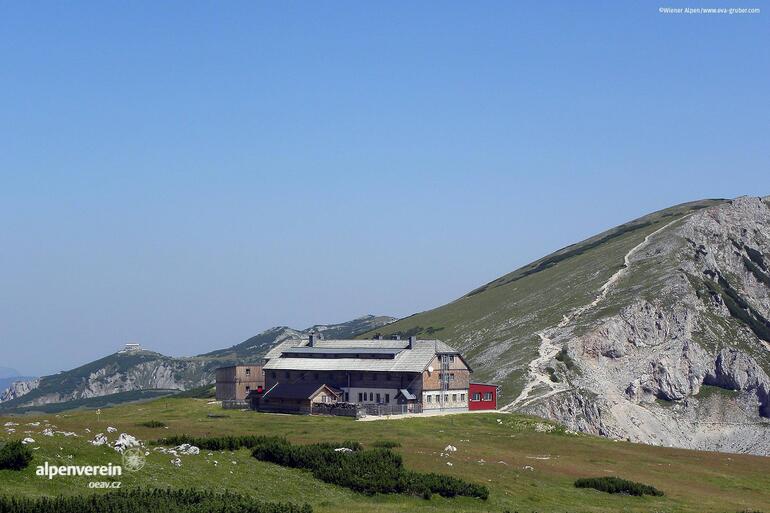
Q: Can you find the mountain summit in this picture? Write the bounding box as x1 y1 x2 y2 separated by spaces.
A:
0 315 394 411
363 196 770 455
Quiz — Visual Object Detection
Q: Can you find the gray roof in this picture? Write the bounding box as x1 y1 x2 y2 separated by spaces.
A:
398 388 416 400
262 383 340 400
281 347 402 356
263 338 463 373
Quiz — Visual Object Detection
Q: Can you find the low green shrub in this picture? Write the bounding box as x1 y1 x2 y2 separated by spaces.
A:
154 434 487 500
370 440 401 448
555 348 575 370
574 476 663 496
138 420 166 428
0 440 33 471
250 437 488 500
0 489 311 513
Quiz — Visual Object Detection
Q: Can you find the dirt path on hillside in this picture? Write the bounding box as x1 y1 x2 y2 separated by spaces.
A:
502 217 686 411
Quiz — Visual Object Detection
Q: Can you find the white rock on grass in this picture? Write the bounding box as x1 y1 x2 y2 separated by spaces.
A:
176 444 200 455
334 447 353 453
107 426 117 433
114 433 140 453
42 428 54 437
21 437 35 445
91 434 108 446
444 445 457 452
3 422 18 427
171 458 182 467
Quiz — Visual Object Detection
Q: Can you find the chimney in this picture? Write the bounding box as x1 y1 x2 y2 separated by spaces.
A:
408 336 416 349
390 335 401 340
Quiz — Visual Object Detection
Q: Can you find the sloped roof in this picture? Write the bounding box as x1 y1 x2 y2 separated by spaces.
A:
263 339 464 373
262 383 339 400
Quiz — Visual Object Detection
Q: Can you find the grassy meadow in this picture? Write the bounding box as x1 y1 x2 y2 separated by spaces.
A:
1 397 769 512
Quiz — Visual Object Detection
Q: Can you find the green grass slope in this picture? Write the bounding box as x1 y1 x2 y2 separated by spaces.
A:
0 397 768 512
359 200 726 400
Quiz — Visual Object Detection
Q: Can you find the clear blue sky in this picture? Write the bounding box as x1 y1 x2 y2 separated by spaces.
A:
1 1 767 376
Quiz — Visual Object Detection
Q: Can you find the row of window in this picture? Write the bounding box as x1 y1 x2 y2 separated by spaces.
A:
471 392 494 401
426 393 465 403
357 392 391 404
269 371 401 382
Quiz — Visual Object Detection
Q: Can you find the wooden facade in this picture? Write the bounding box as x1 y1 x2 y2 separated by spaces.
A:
215 365 264 401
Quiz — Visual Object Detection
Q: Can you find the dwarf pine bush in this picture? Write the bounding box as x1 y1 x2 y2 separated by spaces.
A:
574 476 663 496
0 440 33 471
0 489 312 513
249 437 488 500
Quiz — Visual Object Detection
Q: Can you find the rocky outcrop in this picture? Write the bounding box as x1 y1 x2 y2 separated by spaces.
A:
521 196 770 454
704 348 770 417
0 378 40 403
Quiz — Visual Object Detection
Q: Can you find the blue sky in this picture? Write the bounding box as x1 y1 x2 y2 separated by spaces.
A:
1 1 767 375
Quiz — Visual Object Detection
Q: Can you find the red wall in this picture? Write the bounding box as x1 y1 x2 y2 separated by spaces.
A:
468 383 498 410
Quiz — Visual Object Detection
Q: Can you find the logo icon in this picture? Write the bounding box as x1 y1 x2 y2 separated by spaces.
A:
122 448 146 472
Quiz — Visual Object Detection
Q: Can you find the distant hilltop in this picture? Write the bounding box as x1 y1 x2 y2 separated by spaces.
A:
0 315 395 412
118 343 143 354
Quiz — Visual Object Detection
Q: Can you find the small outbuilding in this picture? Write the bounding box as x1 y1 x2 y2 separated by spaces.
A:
250 383 340 414
468 382 499 410
215 365 264 401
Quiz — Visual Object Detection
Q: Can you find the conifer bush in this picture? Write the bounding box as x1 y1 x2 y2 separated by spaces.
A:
153 434 488 500
0 489 311 513
0 440 33 471
574 476 663 496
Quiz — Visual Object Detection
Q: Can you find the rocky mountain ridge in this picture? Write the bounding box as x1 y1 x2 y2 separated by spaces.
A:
0 315 394 411
361 196 770 455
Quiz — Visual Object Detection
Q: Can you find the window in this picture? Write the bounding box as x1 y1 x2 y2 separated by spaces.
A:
385 393 390 403
427 395 432 403
472 392 481 401
449 355 455 363
345 392 349 402
376 393 381 403
245 386 251 392
245 368 251 376
369 392 374 401
460 393 465 401
444 394 449 402
358 392 363 402
452 394 457 402
484 392 493 401
449 373 455 381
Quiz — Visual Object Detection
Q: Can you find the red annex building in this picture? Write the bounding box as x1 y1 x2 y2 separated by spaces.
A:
468 382 498 410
